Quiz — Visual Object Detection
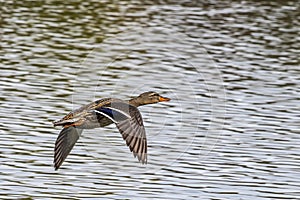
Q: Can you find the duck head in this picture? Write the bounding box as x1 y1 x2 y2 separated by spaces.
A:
129 91 171 107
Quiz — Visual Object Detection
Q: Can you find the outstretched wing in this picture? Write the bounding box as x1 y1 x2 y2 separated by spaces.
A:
116 112 147 164
54 127 83 170
94 102 147 164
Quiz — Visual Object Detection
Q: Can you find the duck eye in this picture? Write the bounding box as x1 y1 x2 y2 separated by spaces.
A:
150 93 159 97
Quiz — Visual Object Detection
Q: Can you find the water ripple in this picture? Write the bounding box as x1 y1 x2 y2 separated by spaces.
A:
1 0 299 199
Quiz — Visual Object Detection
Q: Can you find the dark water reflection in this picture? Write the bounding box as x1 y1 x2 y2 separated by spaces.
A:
1 0 299 199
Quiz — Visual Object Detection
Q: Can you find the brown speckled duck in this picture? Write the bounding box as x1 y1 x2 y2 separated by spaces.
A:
53 91 170 170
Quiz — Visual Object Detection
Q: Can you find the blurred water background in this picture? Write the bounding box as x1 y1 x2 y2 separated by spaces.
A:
1 0 299 199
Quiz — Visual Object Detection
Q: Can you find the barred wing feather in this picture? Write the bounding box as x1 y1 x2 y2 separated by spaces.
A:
95 103 147 164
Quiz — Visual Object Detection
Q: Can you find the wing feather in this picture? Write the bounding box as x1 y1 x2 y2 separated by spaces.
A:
95 102 147 164
115 105 147 164
54 127 83 170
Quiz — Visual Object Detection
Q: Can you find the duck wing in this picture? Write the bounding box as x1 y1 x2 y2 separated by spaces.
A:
54 127 83 170
94 102 147 164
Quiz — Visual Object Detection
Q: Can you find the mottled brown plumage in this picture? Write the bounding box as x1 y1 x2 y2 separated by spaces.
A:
53 91 170 170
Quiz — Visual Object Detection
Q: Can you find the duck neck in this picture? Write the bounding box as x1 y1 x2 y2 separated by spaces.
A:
128 97 143 107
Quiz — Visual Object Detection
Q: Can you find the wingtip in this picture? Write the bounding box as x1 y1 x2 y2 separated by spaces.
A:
141 158 147 165
136 152 147 164
54 161 60 171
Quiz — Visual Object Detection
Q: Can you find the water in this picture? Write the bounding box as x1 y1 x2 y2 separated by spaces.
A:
1 0 299 199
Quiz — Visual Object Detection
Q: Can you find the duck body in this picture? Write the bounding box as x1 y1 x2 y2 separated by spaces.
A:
53 91 170 170
53 98 122 129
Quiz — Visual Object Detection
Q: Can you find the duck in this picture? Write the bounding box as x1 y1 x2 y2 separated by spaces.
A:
53 91 171 170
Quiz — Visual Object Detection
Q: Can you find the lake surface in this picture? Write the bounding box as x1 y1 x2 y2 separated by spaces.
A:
1 0 299 199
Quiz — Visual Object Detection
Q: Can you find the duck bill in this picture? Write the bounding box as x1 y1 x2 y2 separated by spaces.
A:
159 96 171 102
